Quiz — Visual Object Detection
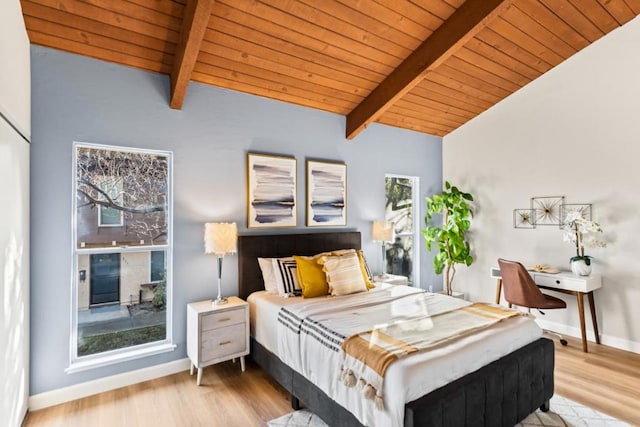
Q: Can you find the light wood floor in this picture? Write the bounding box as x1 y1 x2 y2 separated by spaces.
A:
24 335 640 426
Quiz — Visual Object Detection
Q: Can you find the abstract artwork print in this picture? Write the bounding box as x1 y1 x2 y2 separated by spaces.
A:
247 153 297 228
306 160 347 226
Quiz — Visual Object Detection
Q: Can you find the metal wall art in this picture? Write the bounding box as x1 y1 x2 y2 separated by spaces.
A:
513 209 535 229
531 196 565 226
513 196 592 229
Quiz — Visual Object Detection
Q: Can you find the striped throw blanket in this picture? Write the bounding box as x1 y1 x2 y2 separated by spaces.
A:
340 303 523 409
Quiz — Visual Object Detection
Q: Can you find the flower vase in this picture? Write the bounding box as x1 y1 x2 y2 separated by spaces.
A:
570 257 592 276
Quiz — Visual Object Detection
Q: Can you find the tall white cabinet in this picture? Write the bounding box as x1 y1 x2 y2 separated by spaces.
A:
0 1 31 426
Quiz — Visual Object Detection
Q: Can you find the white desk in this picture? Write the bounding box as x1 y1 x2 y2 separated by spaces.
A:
490 267 602 352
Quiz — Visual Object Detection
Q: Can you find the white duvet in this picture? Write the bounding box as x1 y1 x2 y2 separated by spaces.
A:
248 284 542 427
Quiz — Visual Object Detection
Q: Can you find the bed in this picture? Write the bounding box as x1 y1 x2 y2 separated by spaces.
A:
238 231 554 427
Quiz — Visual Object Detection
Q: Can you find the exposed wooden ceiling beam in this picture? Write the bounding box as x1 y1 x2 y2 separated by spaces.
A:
345 0 514 140
170 0 215 109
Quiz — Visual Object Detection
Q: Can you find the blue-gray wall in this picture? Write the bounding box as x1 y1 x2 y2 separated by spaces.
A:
30 45 442 394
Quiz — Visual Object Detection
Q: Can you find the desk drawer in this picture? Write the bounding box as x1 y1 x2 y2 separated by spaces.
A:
201 323 246 362
201 308 245 331
534 274 583 292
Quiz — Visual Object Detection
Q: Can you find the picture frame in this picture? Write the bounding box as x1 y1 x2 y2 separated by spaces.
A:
513 209 535 229
561 203 592 225
306 160 347 227
247 153 297 229
531 196 565 226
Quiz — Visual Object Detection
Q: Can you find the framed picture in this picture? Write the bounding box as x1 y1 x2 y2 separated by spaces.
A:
531 196 565 226
306 160 347 227
247 153 297 228
561 203 592 224
513 209 535 229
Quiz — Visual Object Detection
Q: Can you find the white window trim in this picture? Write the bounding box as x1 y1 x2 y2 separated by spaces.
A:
70 142 174 373
385 173 420 287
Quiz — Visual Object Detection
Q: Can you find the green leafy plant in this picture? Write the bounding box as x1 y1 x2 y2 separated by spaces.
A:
422 181 474 296
152 281 166 308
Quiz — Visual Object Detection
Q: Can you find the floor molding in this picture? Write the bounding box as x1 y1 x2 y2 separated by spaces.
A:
29 358 191 411
536 319 640 354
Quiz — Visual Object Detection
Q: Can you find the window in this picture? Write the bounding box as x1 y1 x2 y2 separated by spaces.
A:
384 175 419 285
70 143 174 372
98 176 124 227
150 250 165 283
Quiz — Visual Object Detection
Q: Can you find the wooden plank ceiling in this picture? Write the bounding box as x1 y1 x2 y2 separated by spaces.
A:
21 0 640 138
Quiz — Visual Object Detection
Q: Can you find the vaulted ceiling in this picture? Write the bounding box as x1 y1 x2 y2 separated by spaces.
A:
21 0 640 138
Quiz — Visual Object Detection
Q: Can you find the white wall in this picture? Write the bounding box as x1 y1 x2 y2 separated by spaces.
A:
0 0 31 139
443 16 640 352
0 1 30 425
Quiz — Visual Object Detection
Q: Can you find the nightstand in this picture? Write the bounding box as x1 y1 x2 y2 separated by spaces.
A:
373 273 409 286
187 296 249 386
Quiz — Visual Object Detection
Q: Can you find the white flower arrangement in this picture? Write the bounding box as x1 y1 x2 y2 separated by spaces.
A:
562 211 606 263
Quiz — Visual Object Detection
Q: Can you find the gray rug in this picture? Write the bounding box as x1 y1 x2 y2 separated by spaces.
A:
267 395 629 427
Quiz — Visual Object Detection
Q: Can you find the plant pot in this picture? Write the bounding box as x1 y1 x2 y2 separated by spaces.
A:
571 258 592 276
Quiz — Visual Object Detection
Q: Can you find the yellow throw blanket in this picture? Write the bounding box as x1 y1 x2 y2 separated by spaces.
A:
340 303 523 410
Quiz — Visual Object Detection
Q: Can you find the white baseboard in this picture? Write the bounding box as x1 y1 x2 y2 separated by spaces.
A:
29 358 191 411
536 319 640 354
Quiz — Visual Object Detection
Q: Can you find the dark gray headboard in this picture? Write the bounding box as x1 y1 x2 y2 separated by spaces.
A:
237 231 361 300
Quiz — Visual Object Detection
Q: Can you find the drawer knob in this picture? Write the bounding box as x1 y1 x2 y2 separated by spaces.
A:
218 317 230 322
556 280 560 284
219 340 231 346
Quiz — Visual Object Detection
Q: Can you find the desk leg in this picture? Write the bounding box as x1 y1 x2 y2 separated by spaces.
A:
587 292 601 345
495 279 502 305
576 292 588 352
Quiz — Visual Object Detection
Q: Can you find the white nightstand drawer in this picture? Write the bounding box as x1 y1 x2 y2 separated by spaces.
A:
201 323 246 362
201 308 245 331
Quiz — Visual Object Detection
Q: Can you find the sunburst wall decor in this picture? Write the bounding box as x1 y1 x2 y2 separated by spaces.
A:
531 196 565 226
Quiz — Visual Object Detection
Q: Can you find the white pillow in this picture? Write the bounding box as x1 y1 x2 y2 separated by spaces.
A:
257 257 278 294
272 257 302 296
320 252 368 296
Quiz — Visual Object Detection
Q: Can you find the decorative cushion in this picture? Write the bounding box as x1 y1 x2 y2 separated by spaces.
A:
257 257 278 294
272 257 302 296
293 255 329 298
319 252 368 296
356 250 376 290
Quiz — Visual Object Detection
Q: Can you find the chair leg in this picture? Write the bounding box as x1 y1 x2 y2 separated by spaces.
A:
545 329 568 346
519 306 568 346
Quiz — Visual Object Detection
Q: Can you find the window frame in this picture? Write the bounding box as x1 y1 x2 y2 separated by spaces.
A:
68 142 175 373
384 174 420 286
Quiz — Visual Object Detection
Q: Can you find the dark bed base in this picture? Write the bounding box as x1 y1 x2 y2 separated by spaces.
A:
252 337 554 427
238 232 555 426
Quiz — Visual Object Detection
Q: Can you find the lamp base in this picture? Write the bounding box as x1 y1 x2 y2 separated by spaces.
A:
212 296 228 305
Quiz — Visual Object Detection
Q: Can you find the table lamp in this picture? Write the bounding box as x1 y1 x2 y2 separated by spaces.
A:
204 222 238 305
372 221 393 278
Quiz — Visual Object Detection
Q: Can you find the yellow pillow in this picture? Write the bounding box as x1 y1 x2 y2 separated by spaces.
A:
357 250 376 289
293 255 329 298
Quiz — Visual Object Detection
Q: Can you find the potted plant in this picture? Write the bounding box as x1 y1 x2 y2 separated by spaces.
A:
422 181 474 296
562 212 606 276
